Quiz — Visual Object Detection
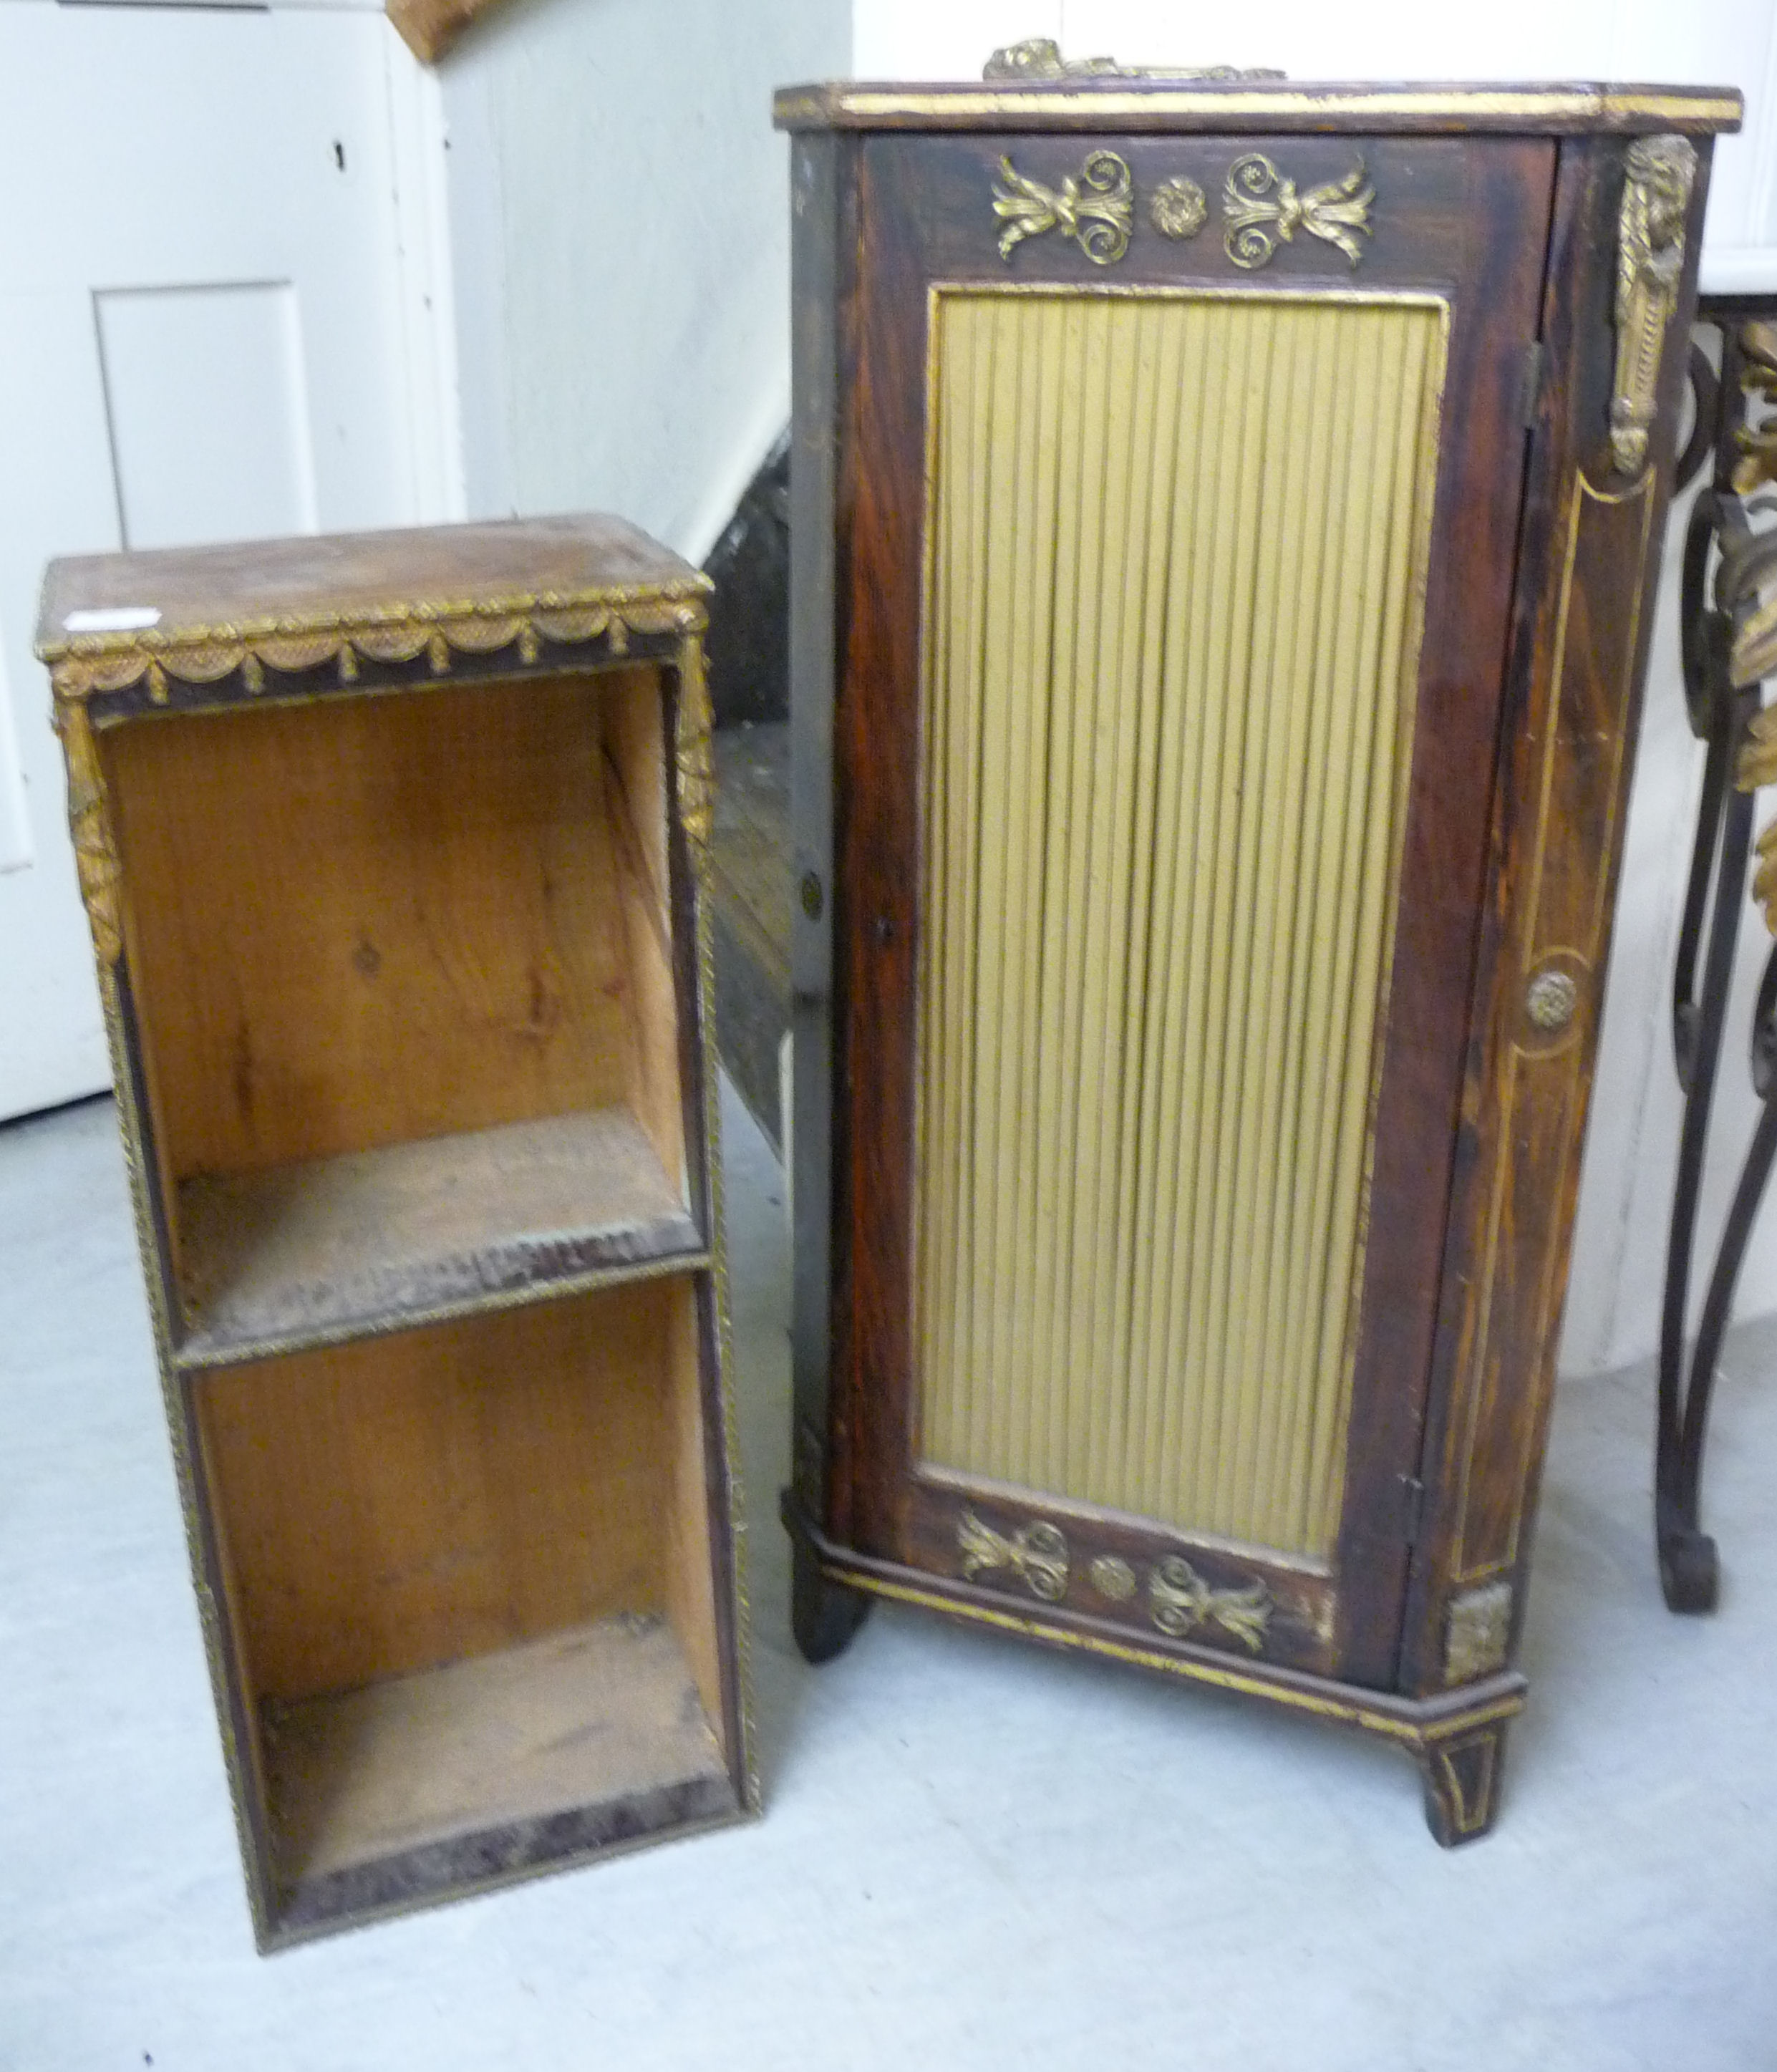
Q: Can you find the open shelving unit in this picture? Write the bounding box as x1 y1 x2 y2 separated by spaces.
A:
40 515 754 1947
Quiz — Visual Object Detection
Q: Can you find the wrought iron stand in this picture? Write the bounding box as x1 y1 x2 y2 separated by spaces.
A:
1657 299 1777 1611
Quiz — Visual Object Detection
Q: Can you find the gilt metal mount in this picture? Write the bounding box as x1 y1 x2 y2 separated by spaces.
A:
1610 135 1698 477
1148 1556 1272 1652
984 37 1282 82
957 1509 1070 1601
1222 154 1373 271
992 152 1134 266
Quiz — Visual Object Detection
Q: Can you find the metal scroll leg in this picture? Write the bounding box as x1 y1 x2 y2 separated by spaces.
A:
1660 946 1777 1609
1657 305 1777 1609
1655 767 1752 1611
1418 1720 1511 1848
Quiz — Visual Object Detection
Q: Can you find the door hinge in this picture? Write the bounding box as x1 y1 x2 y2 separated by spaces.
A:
1518 341 1545 430
1400 1474 1427 1546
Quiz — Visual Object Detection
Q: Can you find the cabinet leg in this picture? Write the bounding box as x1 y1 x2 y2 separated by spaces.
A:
790 1531 870 1663
1419 1720 1510 1846
780 1489 869 1663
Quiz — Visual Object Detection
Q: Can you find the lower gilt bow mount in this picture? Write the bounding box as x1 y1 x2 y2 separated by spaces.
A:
956 1510 1273 1652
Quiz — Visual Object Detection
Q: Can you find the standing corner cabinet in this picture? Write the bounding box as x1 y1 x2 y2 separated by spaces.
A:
39 516 755 1945
775 74 1740 1841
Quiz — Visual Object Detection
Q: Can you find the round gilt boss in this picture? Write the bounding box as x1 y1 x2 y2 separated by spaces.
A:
1151 175 1208 240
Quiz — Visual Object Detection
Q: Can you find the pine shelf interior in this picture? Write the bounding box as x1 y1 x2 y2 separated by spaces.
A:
175 1105 702 1362
193 1272 741 1939
101 663 693 1359
261 1613 734 1927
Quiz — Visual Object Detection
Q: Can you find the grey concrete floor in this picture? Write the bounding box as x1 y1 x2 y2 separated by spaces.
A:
2 1083 1775 2070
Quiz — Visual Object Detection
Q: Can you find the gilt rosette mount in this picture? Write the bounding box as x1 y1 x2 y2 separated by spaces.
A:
1151 178 1209 241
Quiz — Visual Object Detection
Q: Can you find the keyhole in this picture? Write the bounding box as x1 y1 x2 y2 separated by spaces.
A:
334 141 347 172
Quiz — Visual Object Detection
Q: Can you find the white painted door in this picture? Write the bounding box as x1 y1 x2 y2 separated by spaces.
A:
0 2 459 1120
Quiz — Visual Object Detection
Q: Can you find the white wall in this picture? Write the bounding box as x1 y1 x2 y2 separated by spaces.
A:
853 0 1777 1372
434 0 848 564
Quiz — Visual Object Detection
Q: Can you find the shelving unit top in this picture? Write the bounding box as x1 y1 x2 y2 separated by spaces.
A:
37 513 709 669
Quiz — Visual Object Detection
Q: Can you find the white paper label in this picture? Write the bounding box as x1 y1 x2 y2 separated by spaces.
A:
62 606 162 634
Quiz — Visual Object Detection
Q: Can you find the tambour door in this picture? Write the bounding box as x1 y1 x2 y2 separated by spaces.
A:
829 129 1557 1688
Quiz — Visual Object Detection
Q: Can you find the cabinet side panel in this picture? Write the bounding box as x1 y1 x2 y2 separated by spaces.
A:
1405 135 1715 1694
604 667 687 1196
914 286 1446 1560
789 132 861 1541
662 1275 725 1740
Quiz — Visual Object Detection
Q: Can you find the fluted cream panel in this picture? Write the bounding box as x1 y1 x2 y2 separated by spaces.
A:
914 286 1446 1562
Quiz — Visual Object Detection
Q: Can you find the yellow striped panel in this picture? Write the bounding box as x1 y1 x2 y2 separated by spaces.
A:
913 286 1446 1562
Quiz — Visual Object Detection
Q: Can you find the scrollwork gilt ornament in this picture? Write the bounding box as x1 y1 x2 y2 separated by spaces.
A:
1609 135 1698 478
957 1509 1070 1601
1222 154 1372 271
1148 1555 1272 1652
992 152 1133 266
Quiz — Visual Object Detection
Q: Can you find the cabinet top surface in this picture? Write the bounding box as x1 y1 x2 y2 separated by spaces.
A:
37 514 707 664
774 77 1741 136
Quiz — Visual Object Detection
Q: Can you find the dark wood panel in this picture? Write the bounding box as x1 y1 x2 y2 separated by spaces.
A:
874 132 1526 291
904 1473 1338 1678
1329 137 1555 1685
833 132 1556 1688
1402 135 1716 1695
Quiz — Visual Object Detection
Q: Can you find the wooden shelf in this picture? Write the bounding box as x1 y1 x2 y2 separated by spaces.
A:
176 1108 702 1365
264 1614 738 1935
49 516 753 1940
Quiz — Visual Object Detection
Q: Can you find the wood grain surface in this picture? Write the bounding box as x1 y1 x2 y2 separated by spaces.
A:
106 667 676 1200
192 1276 715 1704
175 1108 699 1361
1401 135 1717 1694
825 130 1554 1687
263 1614 727 1884
39 513 700 654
